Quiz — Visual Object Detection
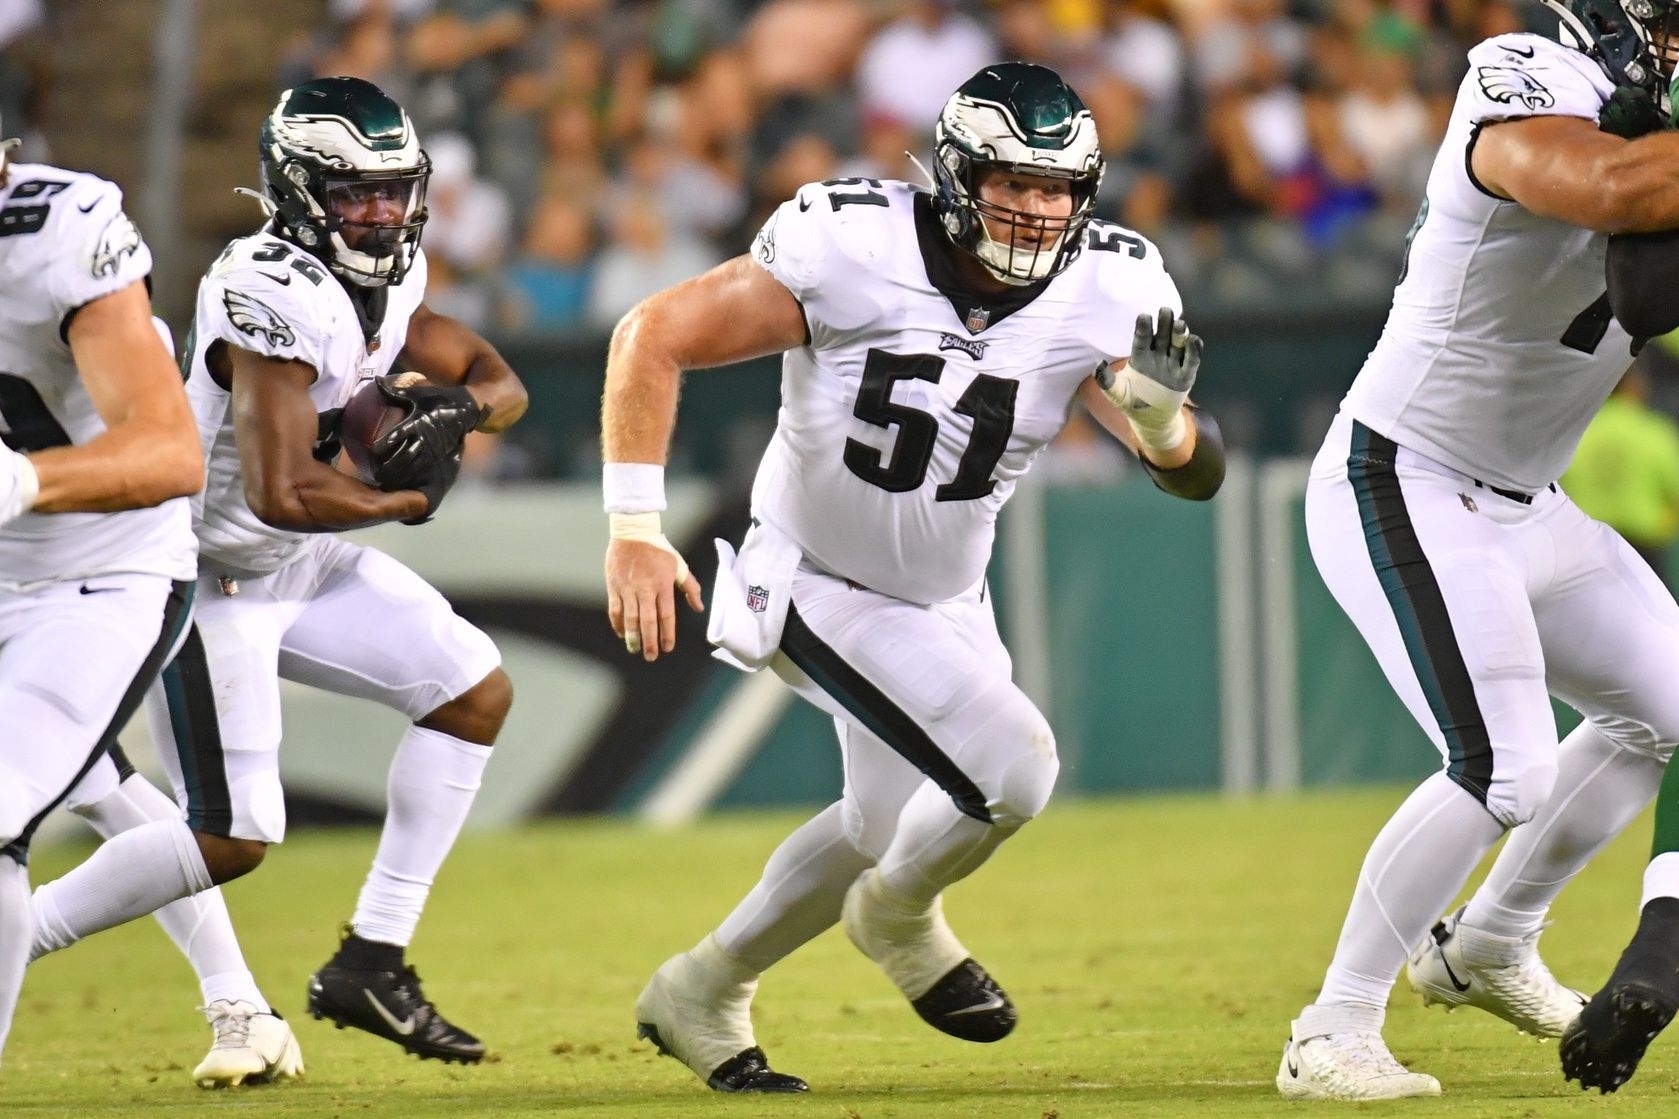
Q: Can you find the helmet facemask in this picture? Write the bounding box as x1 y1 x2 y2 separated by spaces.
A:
321 168 429 286
932 63 1104 287
258 77 431 287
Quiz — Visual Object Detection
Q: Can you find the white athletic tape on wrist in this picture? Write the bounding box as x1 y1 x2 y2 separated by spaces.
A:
1127 409 1187 453
610 512 691 585
602 462 666 514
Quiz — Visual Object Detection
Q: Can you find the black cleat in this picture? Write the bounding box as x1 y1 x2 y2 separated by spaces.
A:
910 958 1016 1042
1560 897 1679 1094
307 960 486 1064
637 1024 807 1093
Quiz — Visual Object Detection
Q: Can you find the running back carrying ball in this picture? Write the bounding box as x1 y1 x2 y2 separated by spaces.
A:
339 372 419 482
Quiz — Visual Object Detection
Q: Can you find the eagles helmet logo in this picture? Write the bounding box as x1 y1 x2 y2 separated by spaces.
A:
89 212 142 279
1476 65 1555 110
223 289 297 350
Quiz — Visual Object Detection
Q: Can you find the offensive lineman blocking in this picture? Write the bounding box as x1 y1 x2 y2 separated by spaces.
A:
602 62 1225 1092
1278 9 1679 1101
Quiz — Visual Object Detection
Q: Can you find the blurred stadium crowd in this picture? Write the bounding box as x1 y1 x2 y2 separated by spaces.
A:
74 0 1549 334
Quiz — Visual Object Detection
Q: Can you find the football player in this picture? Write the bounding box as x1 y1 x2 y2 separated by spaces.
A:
24 76 526 1066
0 141 205 1068
1276 0 1679 1100
602 61 1224 1092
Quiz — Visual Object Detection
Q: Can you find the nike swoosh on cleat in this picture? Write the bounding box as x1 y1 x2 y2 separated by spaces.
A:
364 990 416 1035
1286 1048 1299 1079
946 991 1008 1016
1438 953 1472 993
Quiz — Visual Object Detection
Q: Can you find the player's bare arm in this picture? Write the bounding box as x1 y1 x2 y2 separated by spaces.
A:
1473 115 1679 232
222 341 427 530
397 302 528 433
600 254 808 663
602 254 809 464
25 281 202 513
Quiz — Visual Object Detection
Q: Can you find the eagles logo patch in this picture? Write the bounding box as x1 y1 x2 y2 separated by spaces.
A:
222 289 297 350
1476 65 1554 111
752 212 778 265
89 212 142 279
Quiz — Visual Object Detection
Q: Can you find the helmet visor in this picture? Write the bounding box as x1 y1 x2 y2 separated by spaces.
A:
324 173 427 254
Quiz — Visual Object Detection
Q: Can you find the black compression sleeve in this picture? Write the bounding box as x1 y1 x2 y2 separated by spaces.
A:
1607 228 1679 340
1139 407 1225 501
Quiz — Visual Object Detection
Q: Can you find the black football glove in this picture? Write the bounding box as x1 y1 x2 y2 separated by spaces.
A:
1600 84 1668 139
368 379 486 525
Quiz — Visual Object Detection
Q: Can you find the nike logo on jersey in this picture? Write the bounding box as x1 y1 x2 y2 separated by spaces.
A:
77 199 98 213
258 270 293 286
78 584 121 595
947 990 1009 1015
1504 44 1535 58
363 990 416 1035
797 196 812 212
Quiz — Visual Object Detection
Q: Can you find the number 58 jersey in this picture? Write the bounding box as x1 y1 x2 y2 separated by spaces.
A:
749 179 1180 605
0 164 195 586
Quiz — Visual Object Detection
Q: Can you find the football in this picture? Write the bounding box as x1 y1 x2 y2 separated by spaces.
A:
339 373 420 482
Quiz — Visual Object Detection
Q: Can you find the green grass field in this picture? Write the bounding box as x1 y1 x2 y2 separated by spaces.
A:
4 789 1673 1117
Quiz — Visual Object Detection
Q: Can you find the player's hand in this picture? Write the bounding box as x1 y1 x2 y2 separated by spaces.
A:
1098 307 1203 451
605 522 703 662
0 447 38 529
368 376 481 524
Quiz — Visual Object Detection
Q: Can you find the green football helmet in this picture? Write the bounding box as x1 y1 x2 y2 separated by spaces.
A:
259 76 430 287
932 62 1104 286
1544 0 1679 112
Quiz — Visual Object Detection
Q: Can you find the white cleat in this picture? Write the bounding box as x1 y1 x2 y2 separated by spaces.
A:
1277 1006 1441 1100
1406 906 1587 1039
633 935 806 1092
192 1000 304 1089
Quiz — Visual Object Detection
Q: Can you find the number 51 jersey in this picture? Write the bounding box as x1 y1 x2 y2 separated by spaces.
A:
0 164 195 586
750 179 1180 605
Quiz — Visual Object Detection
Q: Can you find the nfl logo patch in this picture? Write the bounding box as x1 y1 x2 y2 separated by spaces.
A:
746 584 770 614
965 306 990 334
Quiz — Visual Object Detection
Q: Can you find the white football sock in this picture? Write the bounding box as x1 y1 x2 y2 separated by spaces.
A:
1315 771 1505 1011
0 855 29 1063
1462 724 1663 938
29 817 213 958
714 802 873 972
350 725 490 947
60 774 267 1010
875 780 1010 910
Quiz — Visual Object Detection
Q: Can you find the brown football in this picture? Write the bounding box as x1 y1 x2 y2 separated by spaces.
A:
339 377 410 483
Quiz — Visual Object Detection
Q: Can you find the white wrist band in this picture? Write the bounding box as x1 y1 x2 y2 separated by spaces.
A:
603 462 666 514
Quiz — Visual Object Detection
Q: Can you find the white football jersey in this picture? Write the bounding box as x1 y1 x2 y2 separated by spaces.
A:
184 233 428 574
1344 33 1630 492
0 163 195 585
750 179 1180 604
